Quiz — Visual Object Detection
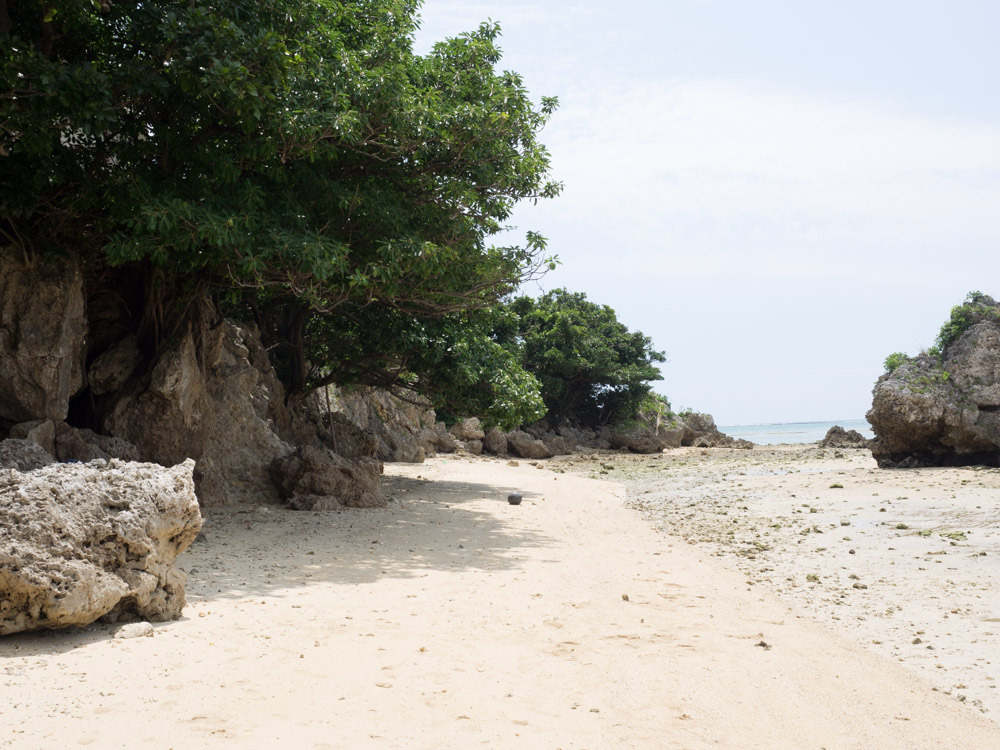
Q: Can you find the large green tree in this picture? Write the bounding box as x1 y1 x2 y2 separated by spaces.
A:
1 0 558 424
502 289 666 426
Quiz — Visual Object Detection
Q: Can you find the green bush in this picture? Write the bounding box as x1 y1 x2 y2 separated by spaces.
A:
883 352 910 373
935 291 1000 352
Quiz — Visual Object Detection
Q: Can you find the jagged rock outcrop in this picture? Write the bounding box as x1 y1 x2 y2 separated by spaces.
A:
506 430 553 459
483 428 508 455
0 459 202 634
463 439 484 455
0 438 55 471
610 423 684 453
103 320 292 505
427 423 458 454
8 419 57 456
539 434 569 455
330 387 441 463
8 419 143 463
679 412 751 449
553 424 606 450
468 409 751 459
869 319 1000 467
312 411 379 462
450 418 485 441
0 245 86 423
87 335 142 396
270 446 384 510
54 423 141 462
818 425 869 449
8 419 142 463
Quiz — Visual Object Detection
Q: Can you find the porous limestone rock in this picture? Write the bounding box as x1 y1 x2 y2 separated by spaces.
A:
314 411 380 462
8 419 56 456
330 387 436 463
0 438 55 471
113 622 155 639
679 412 748 449
482 428 508 455
609 424 683 453
557 424 595 443
0 245 86 423
428 423 458 454
506 430 553 460
449 418 485 441
540 434 570 456
818 425 869 449
868 321 1000 467
87 335 142 396
270 446 384 510
54 423 140 463
103 319 291 505
0 459 202 634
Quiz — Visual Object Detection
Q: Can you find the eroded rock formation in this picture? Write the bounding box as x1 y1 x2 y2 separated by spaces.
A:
331 387 437 463
102 319 293 505
0 459 202 634
679 412 751 449
869 350 1000 467
869 298 1000 467
609 424 683 453
818 425 869 449
0 245 86 423
506 430 553 459
0 438 55 472
270 446 384 510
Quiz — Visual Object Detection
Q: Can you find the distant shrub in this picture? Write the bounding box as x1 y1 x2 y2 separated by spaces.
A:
639 392 673 419
935 291 1000 352
883 352 910 373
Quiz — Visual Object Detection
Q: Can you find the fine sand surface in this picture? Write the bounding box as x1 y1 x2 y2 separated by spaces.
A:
2 452 999 748
561 446 1000 720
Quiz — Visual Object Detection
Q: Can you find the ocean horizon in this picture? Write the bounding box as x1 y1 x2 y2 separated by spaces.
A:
718 419 873 446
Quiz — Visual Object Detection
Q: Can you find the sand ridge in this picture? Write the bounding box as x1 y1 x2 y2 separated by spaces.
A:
0 453 998 748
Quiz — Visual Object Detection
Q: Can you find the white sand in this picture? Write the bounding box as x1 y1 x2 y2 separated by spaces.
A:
584 446 1000 718
2 453 999 748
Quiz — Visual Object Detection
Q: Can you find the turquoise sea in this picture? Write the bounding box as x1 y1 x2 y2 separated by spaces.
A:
718 419 874 446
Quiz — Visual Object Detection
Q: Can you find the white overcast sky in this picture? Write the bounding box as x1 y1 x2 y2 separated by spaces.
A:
413 1 1000 425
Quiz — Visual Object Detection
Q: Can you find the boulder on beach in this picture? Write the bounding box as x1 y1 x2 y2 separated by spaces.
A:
868 294 1000 467
680 412 752 449
270 446 385 510
818 425 870 449
609 423 684 453
0 459 202 635
482 428 508 455
505 430 553 459
449 417 486 441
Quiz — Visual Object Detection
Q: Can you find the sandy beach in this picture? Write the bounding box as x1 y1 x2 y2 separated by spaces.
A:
569 446 1000 718
2 450 999 749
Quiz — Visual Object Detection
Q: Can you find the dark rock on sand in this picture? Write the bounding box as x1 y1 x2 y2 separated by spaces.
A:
270 446 385 510
818 425 870 449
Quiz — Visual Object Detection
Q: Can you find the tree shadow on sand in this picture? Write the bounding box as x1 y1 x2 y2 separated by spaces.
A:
176 474 554 602
0 475 554 655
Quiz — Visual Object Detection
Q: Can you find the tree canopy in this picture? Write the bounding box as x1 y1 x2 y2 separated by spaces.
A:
2 0 559 424
501 289 666 426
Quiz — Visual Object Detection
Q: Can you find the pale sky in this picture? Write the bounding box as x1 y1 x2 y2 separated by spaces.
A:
413 1 1000 425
